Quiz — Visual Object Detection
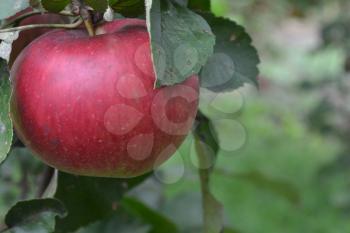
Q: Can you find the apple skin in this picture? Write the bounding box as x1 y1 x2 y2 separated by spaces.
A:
8 8 68 68
11 19 199 178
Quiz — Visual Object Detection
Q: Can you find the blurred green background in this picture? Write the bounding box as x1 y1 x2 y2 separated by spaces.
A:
2 0 350 232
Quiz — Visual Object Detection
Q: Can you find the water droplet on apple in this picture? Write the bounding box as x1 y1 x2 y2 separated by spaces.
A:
210 119 247 152
127 133 154 161
104 104 144 136
154 145 185 184
116 74 148 99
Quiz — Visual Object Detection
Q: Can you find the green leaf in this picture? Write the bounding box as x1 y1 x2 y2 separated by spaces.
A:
146 0 215 87
122 197 179 233
54 172 150 233
199 13 260 92
0 59 12 164
188 0 210 11
85 0 108 13
0 0 29 20
109 0 145 17
41 0 70 13
76 213 150 233
4 198 67 233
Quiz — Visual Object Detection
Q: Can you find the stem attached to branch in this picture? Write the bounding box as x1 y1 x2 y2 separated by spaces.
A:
72 0 95 37
0 18 83 33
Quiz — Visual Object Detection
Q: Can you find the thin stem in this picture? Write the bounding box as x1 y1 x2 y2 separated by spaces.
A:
83 18 95 36
195 136 212 233
195 135 223 233
1 10 75 29
0 18 83 33
77 0 95 36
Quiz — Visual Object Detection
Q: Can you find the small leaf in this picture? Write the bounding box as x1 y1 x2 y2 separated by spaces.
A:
188 0 210 11
146 0 215 87
41 0 70 13
85 0 108 13
54 172 150 233
4 198 67 233
122 197 179 233
110 0 145 17
0 0 29 20
0 59 12 164
199 13 260 92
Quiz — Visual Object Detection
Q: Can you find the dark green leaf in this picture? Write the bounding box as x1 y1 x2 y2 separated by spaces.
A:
0 0 29 20
4 198 67 233
146 0 215 87
75 213 150 233
0 59 12 164
85 0 108 13
199 13 260 92
110 0 145 17
122 197 179 233
54 172 150 233
188 0 210 11
41 0 70 13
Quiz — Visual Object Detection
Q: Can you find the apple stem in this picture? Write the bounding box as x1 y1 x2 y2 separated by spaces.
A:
0 18 83 33
73 0 95 37
82 15 95 37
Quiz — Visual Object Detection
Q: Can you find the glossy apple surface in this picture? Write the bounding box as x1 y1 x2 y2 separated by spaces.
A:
9 8 68 67
11 19 199 178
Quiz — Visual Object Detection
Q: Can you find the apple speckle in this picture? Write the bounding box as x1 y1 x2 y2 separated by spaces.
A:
127 133 154 161
104 104 144 136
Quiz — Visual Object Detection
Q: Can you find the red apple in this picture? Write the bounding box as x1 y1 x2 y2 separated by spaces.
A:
8 8 68 67
10 19 199 178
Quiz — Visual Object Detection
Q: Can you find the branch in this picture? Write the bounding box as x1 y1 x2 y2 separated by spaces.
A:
1 10 75 29
0 18 83 33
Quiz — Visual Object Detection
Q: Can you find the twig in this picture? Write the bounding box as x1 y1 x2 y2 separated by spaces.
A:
0 18 83 33
1 10 75 29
